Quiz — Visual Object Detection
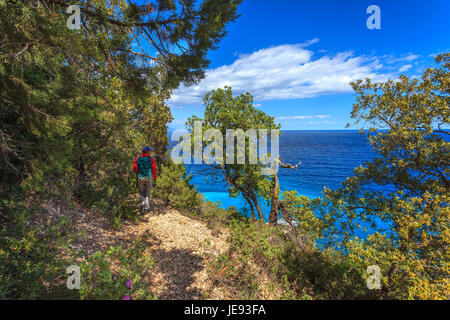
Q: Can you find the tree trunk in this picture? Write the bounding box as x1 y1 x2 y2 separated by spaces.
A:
222 171 258 221
269 174 281 225
268 158 301 225
242 193 256 220
249 193 265 222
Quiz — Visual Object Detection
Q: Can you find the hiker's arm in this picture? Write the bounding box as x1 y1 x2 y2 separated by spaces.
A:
151 157 157 181
132 156 138 173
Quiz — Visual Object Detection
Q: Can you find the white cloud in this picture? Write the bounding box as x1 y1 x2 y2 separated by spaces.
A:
276 115 330 120
301 37 320 47
399 64 412 72
168 40 405 107
400 54 420 62
385 54 420 64
308 120 336 125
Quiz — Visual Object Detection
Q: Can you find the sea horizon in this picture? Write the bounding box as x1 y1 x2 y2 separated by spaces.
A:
177 130 379 218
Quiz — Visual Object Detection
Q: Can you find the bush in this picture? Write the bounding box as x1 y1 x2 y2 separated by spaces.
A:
210 210 370 300
193 201 239 230
79 231 156 300
151 161 202 211
0 196 77 299
210 214 296 299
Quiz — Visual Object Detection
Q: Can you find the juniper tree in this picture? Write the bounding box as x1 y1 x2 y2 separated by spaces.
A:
0 0 241 199
314 53 449 299
0 0 241 298
186 87 280 221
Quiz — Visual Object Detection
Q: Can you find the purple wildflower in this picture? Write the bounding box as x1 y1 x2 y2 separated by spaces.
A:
122 295 130 300
126 280 132 289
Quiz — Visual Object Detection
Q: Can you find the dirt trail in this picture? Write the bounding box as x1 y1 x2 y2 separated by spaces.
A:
69 198 230 299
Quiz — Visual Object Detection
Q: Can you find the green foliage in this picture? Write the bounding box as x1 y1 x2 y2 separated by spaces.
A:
0 0 241 300
314 53 450 299
228 216 286 270
79 232 156 300
187 86 280 221
195 200 238 228
0 197 77 299
0 0 241 206
213 212 368 299
151 160 202 210
282 190 323 244
201 55 449 299
2 0 447 301
215 214 296 299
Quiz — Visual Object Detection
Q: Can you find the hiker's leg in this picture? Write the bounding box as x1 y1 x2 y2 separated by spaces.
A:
138 179 146 211
144 179 151 210
146 179 153 210
138 179 144 199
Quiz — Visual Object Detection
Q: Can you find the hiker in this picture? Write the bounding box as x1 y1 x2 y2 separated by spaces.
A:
132 146 157 213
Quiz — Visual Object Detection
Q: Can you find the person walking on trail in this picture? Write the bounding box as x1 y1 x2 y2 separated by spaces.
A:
132 146 157 213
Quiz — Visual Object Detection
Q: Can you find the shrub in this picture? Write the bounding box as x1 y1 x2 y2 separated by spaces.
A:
79 232 156 300
0 196 76 299
151 161 202 211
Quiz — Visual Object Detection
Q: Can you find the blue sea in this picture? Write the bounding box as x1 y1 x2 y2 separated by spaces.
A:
169 130 386 220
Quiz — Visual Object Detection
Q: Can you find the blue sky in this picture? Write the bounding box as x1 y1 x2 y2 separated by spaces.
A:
167 0 450 130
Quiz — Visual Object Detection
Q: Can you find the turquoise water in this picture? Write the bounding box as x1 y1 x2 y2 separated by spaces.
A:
170 130 386 220
167 129 448 243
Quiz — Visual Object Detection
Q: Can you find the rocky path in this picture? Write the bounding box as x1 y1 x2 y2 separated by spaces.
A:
69 198 230 299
